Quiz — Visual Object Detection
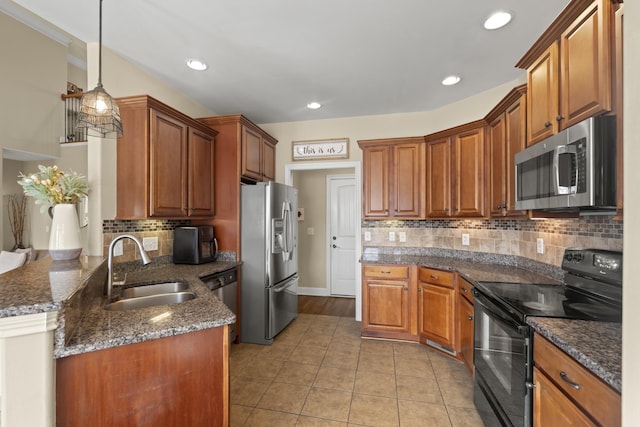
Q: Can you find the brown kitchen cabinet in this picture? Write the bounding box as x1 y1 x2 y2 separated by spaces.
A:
457 277 474 374
486 85 528 218
417 266 457 354
359 137 425 219
425 121 487 218
533 332 621 427
197 114 278 256
361 264 417 341
516 0 617 146
614 3 623 218
116 95 216 219
57 326 229 427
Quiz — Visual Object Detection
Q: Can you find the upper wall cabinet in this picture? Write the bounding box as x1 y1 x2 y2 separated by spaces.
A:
516 0 618 146
358 137 425 219
115 95 217 220
485 85 528 219
425 121 487 218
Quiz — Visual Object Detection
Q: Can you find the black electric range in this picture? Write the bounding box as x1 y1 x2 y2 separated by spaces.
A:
472 249 622 427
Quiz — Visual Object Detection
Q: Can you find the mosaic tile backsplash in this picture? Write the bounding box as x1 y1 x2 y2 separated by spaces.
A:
362 215 623 267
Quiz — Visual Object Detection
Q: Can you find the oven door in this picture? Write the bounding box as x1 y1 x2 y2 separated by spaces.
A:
473 292 532 427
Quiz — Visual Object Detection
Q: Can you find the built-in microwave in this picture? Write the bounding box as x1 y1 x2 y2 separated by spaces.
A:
515 116 617 211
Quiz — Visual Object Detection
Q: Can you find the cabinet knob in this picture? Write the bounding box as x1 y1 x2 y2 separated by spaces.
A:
468 316 473 321
462 288 468 293
544 121 552 128
556 115 564 122
381 271 391 274
430 275 439 280
403 287 408 291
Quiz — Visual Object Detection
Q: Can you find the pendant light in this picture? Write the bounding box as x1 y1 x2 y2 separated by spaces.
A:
76 0 123 137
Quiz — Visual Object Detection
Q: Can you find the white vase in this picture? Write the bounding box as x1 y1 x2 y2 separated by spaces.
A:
49 204 82 261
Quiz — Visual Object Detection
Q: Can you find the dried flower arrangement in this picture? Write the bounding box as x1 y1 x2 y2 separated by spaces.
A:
7 194 27 250
17 165 88 213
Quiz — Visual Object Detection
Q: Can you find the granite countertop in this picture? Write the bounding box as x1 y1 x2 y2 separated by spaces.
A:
527 317 621 393
0 254 239 358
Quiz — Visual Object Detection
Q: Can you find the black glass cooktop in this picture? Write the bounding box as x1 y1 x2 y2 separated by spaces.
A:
474 281 622 322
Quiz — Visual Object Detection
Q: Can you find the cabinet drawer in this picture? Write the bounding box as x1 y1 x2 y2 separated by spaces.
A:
363 265 409 279
418 267 455 288
534 333 620 427
459 278 474 304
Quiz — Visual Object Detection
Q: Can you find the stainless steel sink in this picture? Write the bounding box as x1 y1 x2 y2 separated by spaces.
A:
105 291 196 311
120 281 189 298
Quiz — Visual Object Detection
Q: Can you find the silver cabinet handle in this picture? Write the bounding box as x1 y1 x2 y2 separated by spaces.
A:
559 372 581 390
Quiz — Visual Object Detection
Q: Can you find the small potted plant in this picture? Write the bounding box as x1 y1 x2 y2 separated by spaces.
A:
18 165 89 260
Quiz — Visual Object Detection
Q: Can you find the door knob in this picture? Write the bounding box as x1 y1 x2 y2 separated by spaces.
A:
332 244 337 248
332 236 337 240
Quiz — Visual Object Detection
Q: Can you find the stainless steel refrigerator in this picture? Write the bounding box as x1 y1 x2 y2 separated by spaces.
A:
240 182 298 344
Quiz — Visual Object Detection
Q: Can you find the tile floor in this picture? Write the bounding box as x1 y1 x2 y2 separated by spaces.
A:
229 314 483 426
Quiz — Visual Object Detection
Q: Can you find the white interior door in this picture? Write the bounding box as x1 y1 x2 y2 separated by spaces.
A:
327 175 356 296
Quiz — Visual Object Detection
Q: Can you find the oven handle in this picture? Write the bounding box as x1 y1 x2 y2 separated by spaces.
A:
474 290 529 336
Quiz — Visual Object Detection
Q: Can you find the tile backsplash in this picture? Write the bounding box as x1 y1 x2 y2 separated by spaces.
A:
102 219 190 261
363 216 623 267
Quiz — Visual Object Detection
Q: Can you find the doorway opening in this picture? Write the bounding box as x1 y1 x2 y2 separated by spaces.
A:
286 161 362 321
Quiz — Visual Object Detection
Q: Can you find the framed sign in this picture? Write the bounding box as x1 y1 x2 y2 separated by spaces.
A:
292 138 349 161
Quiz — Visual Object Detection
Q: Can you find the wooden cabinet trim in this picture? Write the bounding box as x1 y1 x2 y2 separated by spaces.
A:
485 84 527 122
424 119 487 143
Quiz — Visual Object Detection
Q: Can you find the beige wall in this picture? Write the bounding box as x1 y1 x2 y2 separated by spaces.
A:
2 160 27 250
292 168 354 290
261 77 525 183
623 1 639 424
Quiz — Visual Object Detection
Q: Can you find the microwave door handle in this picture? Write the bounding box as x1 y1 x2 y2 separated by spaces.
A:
553 146 577 194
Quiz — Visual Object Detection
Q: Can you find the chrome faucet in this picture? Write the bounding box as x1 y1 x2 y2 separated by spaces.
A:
107 234 152 300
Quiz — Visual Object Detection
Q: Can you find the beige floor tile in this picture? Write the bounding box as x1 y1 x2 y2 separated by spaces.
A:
290 344 328 365
296 415 348 426
431 359 472 383
358 352 395 375
300 332 334 348
396 375 443 405
236 357 285 380
398 400 451 427
259 341 297 361
301 387 353 422
394 357 436 379
274 361 320 386
231 376 272 407
244 408 299 427
393 342 431 361
230 404 253 427
437 379 475 408
257 382 311 414
360 339 395 355
349 393 399 427
447 405 484 427
354 371 396 398
322 349 360 370
313 365 357 392
276 329 307 346
329 335 362 352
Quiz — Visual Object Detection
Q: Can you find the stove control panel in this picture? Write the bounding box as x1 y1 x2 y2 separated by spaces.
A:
562 249 622 285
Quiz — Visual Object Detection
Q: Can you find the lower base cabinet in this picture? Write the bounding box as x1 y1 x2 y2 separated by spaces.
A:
417 267 457 353
56 326 229 427
457 278 474 374
533 332 620 427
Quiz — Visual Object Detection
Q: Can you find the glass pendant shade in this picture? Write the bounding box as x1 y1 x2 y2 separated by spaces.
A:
77 84 123 136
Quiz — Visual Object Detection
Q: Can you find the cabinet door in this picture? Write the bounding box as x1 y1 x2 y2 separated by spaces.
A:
188 127 215 217
458 294 474 374
559 0 613 128
453 127 485 217
241 125 262 181
149 109 188 217
426 137 451 218
488 115 506 217
362 145 390 217
505 95 528 217
393 142 424 218
363 279 411 335
527 42 559 145
262 140 276 181
533 367 596 427
418 282 456 350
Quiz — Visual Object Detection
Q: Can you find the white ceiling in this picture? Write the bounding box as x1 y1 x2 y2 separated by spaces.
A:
11 0 568 124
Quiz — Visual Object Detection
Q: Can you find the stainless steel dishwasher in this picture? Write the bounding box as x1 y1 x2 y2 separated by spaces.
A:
203 267 238 342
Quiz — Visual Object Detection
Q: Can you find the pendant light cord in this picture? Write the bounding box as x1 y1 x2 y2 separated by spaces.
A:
97 0 103 88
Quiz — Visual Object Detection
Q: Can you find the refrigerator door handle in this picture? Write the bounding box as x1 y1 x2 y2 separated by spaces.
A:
272 277 296 293
281 201 293 261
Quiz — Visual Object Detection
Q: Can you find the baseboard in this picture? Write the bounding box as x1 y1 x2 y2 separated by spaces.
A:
298 287 330 296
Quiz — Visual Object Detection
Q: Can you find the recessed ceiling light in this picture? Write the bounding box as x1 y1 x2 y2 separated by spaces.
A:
307 102 321 109
442 75 461 86
186 58 208 71
484 11 512 30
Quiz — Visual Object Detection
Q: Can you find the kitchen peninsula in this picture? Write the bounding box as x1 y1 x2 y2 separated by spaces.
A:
0 255 238 427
